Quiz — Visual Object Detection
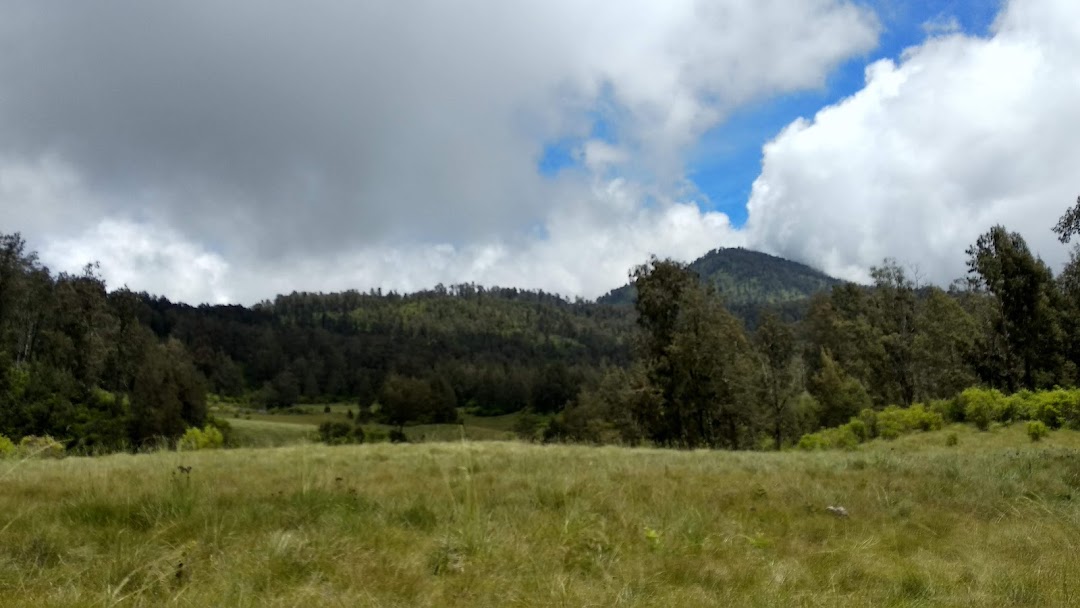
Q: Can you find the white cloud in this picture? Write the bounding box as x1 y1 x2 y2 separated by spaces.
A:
42 219 231 304
0 0 878 303
746 0 1080 285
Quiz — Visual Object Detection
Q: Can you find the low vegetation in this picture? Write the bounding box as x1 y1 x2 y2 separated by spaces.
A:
2 427 1080 606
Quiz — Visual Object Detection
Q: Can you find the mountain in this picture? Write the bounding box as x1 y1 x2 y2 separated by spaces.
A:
598 247 844 321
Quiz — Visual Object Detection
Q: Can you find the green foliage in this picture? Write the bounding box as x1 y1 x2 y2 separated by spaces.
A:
1026 420 1050 442
966 225 1063 391
808 349 872 428
317 421 365 445
511 411 545 442
873 405 943 440
929 398 964 424
630 257 757 448
0 434 14 458
797 424 860 451
178 425 225 451
364 427 389 443
18 435 65 458
959 387 1006 431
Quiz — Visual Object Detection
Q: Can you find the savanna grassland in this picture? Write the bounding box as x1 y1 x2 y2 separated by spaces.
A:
3 424 1080 607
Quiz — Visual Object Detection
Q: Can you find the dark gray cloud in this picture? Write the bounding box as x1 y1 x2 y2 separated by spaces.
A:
0 0 879 303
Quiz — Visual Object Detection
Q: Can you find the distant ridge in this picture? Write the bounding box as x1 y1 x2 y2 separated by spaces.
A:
598 247 843 308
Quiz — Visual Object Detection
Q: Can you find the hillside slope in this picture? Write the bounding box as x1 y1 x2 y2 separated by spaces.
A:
599 247 843 309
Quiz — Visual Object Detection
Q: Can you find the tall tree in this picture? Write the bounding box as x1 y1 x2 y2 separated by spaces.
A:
753 311 799 448
869 260 918 405
632 257 755 448
966 225 1062 390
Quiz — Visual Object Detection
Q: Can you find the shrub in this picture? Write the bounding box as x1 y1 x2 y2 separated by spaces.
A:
317 421 364 445
178 425 225 451
797 433 826 451
18 436 65 458
845 418 870 442
856 409 878 439
1024 389 1079 429
365 427 389 443
874 404 944 440
206 416 234 447
796 425 859 451
1027 420 1050 442
0 434 15 458
929 398 964 423
959 388 1005 431
876 414 903 440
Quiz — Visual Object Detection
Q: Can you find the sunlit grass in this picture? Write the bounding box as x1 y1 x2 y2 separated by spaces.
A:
2 425 1080 606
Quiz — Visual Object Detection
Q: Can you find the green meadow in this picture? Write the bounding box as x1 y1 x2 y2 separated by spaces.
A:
3 423 1080 607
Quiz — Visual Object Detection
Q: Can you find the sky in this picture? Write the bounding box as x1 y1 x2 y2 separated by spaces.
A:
1 0 1078 304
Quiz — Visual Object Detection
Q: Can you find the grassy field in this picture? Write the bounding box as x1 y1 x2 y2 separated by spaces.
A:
3 424 1080 606
222 407 520 446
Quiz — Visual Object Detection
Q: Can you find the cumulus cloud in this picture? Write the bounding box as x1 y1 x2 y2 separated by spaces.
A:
745 0 1080 285
0 0 878 303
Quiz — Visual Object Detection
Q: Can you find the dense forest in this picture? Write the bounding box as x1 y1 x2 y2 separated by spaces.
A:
3 196 1080 452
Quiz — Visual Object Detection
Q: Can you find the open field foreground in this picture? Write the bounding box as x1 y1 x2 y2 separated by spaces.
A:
3 426 1080 607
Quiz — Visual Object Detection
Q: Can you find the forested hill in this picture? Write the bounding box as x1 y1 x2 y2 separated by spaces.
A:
142 285 636 414
599 247 843 309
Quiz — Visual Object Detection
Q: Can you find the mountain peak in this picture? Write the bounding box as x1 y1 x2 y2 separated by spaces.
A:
598 247 842 307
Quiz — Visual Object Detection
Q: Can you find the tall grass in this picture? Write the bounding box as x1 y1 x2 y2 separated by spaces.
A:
2 424 1080 606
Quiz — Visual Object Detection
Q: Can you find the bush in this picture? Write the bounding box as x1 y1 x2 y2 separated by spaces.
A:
178 425 225 451
1023 389 1079 429
856 408 878 439
796 425 860 451
364 427 389 443
876 404 944 440
317 421 364 445
0 434 15 458
845 419 870 442
797 433 827 451
1027 420 1050 442
929 398 964 423
959 388 1006 431
206 416 234 447
18 435 65 458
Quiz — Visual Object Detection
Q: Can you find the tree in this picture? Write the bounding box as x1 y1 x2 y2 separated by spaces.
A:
753 311 800 448
128 340 207 446
378 373 432 431
912 287 979 399
807 349 871 428
632 257 755 448
966 226 1063 390
1052 195 1080 243
869 260 918 405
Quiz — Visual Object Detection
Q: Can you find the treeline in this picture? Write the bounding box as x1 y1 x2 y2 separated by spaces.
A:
545 197 1080 449
0 234 207 451
145 284 634 421
0 235 639 451
6 196 1080 453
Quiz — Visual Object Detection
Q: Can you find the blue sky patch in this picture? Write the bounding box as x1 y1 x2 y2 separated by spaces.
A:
538 0 1004 225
